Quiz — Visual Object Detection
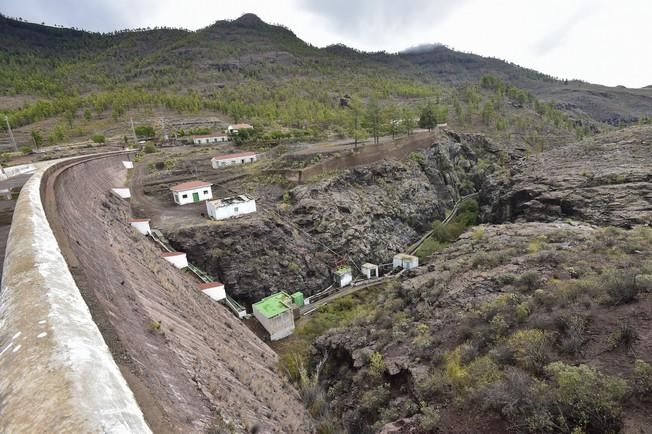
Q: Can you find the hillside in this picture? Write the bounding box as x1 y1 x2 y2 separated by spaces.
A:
1 12 651 153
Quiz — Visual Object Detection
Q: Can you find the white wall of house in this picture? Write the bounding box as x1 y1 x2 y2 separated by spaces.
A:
129 219 150 235
253 309 295 341
173 187 213 205
211 154 257 169
122 161 134 169
162 253 188 269
111 187 131 199
201 284 226 301
206 197 256 220
193 136 229 145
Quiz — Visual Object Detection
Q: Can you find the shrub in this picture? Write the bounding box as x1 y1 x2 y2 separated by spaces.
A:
369 352 386 378
495 273 517 286
20 145 32 155
607 323 638 352
507 329 550 373
602 270 639 304
516 271 541 292
431 220 452 243
91 133 105 144
472 227 485 240
632 359 652 396
143 143 157 154
545 362 628 433
558 315 586 355
418 402 440 432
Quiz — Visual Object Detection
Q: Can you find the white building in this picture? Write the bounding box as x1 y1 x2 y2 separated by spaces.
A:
199 282 226 301
111 187 131 199
252 292 296 341
170 181 213 205
161 252 188 269
122 161 134 169
211 152 257 168
334 265 353 287
206 195 256 220
393 253 419 271
227 123 254 135
192 134 229 145
128 218 150 235
362 263 379 279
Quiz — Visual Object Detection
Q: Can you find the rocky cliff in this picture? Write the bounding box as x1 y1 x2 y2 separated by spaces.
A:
488 126 652 227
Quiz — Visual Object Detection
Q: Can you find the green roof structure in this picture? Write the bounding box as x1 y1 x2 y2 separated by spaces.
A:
252 291 294 319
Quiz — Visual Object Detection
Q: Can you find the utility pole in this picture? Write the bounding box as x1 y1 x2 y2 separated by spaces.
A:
130 117 137 144
4 116 17 151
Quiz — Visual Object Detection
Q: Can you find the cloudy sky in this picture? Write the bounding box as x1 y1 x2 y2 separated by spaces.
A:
2 0 651 88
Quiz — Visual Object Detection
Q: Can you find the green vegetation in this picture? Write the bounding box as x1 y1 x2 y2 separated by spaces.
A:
90 133 105 144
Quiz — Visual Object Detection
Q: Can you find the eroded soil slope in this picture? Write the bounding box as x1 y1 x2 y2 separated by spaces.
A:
50 155 312 433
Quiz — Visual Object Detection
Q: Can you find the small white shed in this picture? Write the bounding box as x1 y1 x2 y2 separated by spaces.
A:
122 161 134 169
161 252 188 269
393 253 419 271
211 152 257 169
334 265 353 287
170 181 213 205
128 218 150 235
227 123 254 134
199 282 226 301
361 263 379 279
111 187 131 199
206 195 256 220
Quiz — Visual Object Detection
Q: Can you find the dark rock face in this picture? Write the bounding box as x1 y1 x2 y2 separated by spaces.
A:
489 126 652 227
166 134 501 305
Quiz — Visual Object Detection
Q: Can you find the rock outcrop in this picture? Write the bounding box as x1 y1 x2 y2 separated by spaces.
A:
489 126 652 227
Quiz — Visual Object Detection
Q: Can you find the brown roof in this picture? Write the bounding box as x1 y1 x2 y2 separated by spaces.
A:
212 152 256 161
229 123 253 129
128 218 149 223
199 282 224 290
161 252 185 257
170 180 212 192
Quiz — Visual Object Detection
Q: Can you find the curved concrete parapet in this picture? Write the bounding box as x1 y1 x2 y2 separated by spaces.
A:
0 160 151 433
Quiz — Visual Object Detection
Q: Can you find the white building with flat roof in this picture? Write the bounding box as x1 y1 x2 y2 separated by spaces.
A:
362 263 379 279
161 252 188 269
206 195 256 220
128 218 150 235
211 152 257 168
393 253 419 271
334 265 353 287
193 134 229 145
199 282 226 301
170 181 213 205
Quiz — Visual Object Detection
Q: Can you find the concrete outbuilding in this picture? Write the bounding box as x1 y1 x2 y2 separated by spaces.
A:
211 152 257 168
334 265 353 287
227 123 254 135
252 291 296 341
361 263 379 279
206 195 256 220
161 251 188 269
170 181 213 205
393 253 419 271
111 187 131 199
128 218 151 235
199 282 226 301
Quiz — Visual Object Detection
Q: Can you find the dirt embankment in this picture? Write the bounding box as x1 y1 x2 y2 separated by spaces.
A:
47 155 312 433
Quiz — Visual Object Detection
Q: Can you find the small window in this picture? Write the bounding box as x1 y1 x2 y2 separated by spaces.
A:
203 190 208 195
234 207 239 213
241 159 245 164
182 194 188 199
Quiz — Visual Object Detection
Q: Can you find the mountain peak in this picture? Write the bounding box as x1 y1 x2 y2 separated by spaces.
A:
233 13 265 27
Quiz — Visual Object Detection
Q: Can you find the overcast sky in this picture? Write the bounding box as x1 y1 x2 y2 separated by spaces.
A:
2 0 651 88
